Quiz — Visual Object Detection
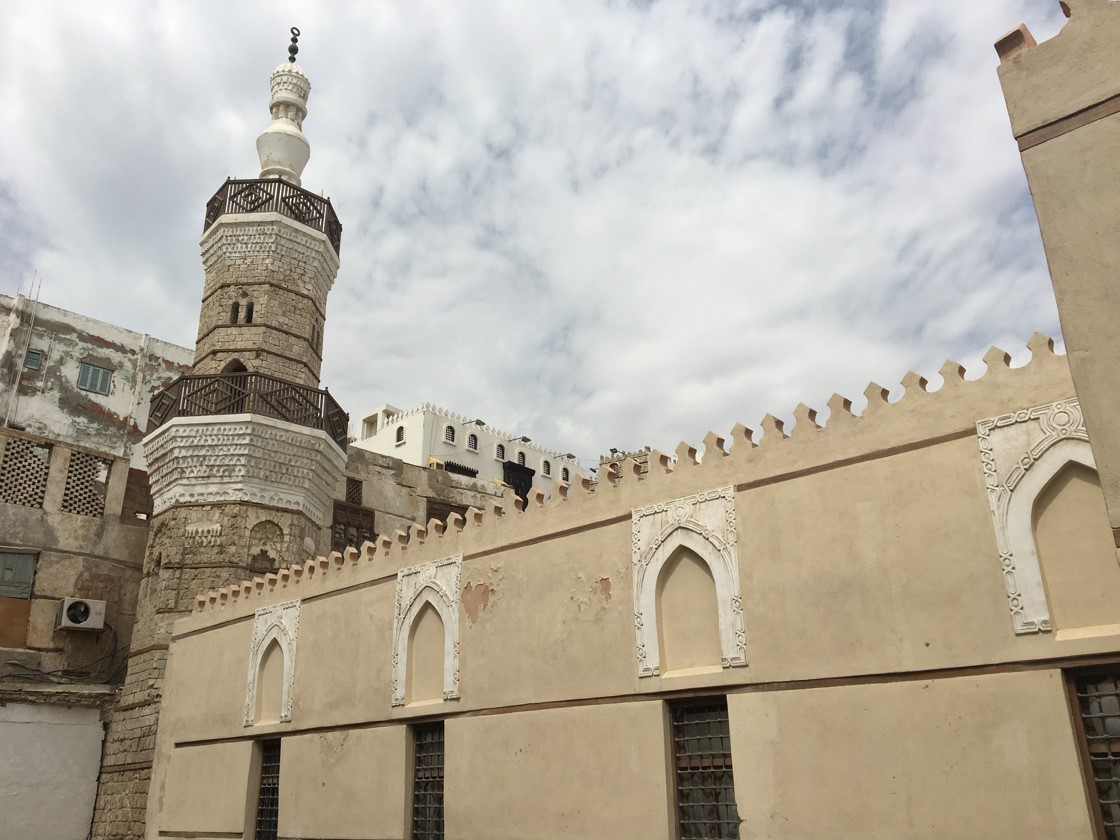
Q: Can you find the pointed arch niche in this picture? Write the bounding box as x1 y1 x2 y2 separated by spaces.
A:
632 487 747 677
244 600 300 726
978 397 1120 634
391 555 462 706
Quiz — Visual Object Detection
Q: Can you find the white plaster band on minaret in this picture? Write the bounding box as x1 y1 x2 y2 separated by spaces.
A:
257 62 312 185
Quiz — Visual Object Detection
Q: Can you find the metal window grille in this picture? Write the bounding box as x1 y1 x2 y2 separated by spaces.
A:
76 362 112 395
396 425 406 444
671 701 740 840
412 723 445 840
254 739 281 840
516 451 526 466
542 460 551 476
24 349 42 370
561 467 570 482
345 477 363 505
444 426 455 443
467 433 478 451
0 437 51 508
495 444 505 460
1074 673 1120 839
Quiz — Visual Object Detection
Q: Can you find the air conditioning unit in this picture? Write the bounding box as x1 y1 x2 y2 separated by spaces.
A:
56 598 106 631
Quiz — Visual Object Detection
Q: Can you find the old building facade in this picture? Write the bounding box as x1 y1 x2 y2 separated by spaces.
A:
137 5 1120 839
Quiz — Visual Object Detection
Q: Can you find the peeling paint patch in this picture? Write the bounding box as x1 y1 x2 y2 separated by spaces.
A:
598 577 612 602
461 582 491 625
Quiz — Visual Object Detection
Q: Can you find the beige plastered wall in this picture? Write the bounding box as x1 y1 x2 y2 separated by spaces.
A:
148 343 1120 838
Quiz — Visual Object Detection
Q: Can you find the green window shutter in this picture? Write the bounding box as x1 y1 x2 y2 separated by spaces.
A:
0 552 36 599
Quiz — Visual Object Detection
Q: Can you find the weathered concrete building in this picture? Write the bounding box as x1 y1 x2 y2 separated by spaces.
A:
136 5 1120 840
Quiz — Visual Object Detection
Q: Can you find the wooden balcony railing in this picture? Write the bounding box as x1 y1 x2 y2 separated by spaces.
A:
203 177 343 255
147 372 349 449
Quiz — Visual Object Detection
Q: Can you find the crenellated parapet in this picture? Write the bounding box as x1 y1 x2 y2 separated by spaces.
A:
186 332 1076 622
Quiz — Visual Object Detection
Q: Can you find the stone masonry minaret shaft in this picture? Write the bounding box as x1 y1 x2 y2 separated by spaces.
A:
193 43 340 388
90 30 348 840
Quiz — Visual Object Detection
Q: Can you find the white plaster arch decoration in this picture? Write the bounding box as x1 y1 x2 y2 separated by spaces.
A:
391 555 462 706
632 487 746 677
977 398 1093 634
244 599 300 726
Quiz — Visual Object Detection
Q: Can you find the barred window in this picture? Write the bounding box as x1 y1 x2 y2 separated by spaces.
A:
1072 671 1120 839
76 362 112 396
444 425 456 444
396 425 406 444
495 444 505 460
412 723 445 840
561 467 570 482
467 433 478 451
516 451 526 466
542 459 551 476
670 700 740 839
254 739 281 840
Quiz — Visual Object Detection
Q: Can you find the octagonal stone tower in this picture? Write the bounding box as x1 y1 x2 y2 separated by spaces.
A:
91 33 347 839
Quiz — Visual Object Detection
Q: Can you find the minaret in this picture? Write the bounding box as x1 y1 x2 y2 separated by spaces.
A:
90 30 348 839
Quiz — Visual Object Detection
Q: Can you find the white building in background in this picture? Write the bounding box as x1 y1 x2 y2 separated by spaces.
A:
355 403 582 498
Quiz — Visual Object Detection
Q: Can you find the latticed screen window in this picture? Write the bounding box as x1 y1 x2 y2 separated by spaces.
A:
670 700 740 839
345 477 363 505
1072 672 1120 839
412 723 445 840
76 362 112 395
254 739 281 840
331 501 376 554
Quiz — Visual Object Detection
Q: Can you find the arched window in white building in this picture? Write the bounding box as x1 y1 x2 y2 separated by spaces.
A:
517 451 526 466
542 460 551 476
444 425 456 444
467 433 478 451
496 444 506 460
396 426 405 444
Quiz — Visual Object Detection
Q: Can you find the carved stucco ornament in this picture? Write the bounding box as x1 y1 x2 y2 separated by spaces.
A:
977 397 1093 634
391 555 462 706
631 486 747 677
244 599 300 726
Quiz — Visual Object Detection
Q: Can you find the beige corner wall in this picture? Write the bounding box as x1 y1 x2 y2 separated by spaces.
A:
279 727 408 840
154 741 254 836
445 703 673 840
730 670 1092 839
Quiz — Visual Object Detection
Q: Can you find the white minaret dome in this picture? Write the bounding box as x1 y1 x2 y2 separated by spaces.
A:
256 28 312 186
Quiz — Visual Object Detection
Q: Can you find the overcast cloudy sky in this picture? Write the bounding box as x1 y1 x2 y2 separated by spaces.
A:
1 1 1068 468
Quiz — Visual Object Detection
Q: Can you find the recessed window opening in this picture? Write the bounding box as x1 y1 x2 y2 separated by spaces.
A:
495 444 505 460
253 739 282 840
561 467 570 482
1071 670 1120 839
542 460 551 476
396 425 406 444
230 302 240 323
444 425 456 444
245 301 255 324
516 451 526 466
411 723 445 840
76 362 112 396
467 433 478 451
23 349 42 370
670 700 740 839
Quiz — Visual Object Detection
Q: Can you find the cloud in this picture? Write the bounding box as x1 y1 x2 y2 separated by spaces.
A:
0 0 1069 468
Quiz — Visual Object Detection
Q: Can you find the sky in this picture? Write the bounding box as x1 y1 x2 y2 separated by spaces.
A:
0 1 1069 470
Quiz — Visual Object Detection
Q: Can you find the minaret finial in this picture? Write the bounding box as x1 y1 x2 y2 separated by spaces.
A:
288 27 300 63
256 29 312 185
